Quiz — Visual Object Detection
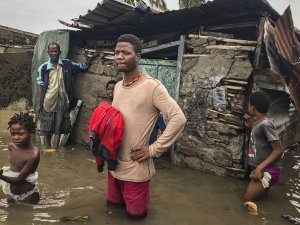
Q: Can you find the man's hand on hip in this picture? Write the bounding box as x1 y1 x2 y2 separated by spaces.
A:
130 146 150 162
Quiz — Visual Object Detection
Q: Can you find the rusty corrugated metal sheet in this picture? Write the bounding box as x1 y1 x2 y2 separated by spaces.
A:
275 6 300 111
62 0 280 40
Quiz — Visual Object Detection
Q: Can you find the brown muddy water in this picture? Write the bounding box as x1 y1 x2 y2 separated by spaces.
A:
0 110 299 225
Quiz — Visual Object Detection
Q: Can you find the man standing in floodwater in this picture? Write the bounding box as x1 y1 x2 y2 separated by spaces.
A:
108 34 186 220
37 43 99 150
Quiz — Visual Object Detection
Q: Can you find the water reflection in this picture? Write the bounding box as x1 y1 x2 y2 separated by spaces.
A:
284 147 300 216
0 110 299 224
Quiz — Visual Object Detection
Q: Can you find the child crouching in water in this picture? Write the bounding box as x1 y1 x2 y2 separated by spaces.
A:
243 91 283 201
0 112 40 204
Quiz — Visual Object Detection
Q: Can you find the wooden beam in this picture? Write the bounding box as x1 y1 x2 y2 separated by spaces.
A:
225 85 245 90
103 55 114 60
254 18 265 69
175 35 185 102
207 120 244 130
227 93 236 98
85 49 114 55
205 45 256 51
222 79 248 85
142 40 180 54
183 54 249 59
219 118 244 126
188 34 257 45
206 108 242 119
205 22 258 31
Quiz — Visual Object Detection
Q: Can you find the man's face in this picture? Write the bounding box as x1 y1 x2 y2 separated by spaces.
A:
114 42 140 73
48 44 61 62
10 124 32 148
106 84 115 99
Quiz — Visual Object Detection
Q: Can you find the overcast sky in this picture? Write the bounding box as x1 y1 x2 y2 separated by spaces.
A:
0 0 299 34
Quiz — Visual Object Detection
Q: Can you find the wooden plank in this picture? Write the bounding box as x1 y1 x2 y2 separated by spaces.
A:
207 114 244 126
103 55 114 60
85 49 114 55
223 79 248 85
206 108 242 119
171 35 185 164
188 34 257 45
205 45 256 51
219 118 244 126
175 35 185 102
227 93 236 97
183 54 249 59
207 120 244 130
206 22 258 32
225 85 245 90
142 40 180 54
254 18 265 69
207 118 244 127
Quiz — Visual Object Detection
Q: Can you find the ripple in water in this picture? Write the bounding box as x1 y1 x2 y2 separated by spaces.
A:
287 150 300 215
33 212 59 223
33 187 70 209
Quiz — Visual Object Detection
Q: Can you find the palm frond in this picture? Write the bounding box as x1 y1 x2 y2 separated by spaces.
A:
179 0 206 9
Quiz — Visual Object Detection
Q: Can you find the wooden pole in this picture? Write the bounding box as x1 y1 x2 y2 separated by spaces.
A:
188 34 257 45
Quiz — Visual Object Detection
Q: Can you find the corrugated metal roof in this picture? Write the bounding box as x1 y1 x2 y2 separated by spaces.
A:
275 6 300 112
63 0 280 40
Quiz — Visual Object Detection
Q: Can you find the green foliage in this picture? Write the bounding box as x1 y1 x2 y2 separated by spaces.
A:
60 214 89 222
179 0 206 9
123 0 150 8
122 0 205 11
122 0 168 11
149 0 168 11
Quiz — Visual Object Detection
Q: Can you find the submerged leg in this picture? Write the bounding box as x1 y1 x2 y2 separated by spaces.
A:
53 134 61 150
243 179 266 201
44 134 52 148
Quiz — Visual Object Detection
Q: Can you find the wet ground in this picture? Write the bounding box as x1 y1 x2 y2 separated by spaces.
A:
0 110 299 225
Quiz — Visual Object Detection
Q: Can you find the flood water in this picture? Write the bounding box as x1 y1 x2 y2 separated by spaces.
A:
0 110 299 225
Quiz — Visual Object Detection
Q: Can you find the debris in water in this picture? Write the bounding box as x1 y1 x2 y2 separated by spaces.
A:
44 148 58 153
282 214 300 224
60 214 89 222
106 210 113 215
244 201 258 215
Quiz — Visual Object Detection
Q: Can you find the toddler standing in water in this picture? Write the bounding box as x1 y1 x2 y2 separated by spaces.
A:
0 112 40 204
243 91 283 201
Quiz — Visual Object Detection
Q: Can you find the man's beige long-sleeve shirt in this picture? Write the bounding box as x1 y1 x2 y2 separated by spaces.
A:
111 76 186 182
